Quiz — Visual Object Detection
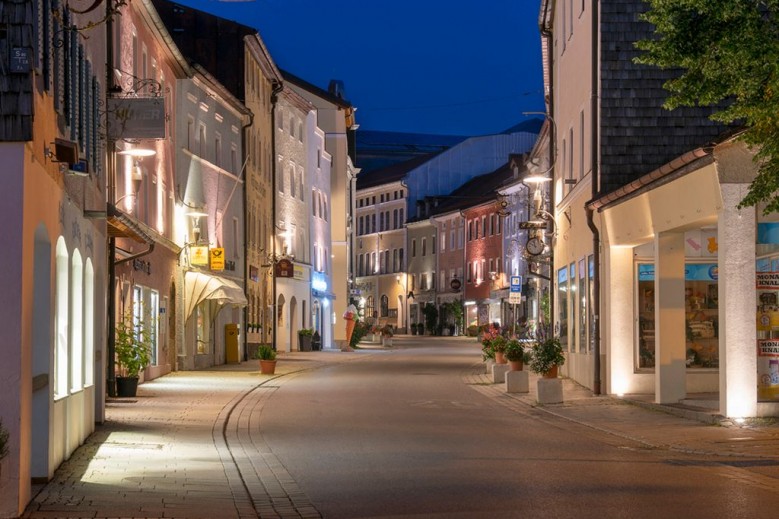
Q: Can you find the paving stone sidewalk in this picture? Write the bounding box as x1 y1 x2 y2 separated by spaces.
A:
466 362 779 460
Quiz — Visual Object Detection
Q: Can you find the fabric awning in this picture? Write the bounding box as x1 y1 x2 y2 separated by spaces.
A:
184 271 248 320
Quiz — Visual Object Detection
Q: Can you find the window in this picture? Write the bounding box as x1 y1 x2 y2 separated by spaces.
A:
214 133 221 168
481 216 486 238
412 239 417 257
580 110 585 178
440 232 446 252
55 238 69 399
431 236 436 254
393 209 398 229
440 271 446 291
467 263 472 283
393 249 398 273
422 238 426 256
399 248 404 270
70 250 83 392
569 127 574 182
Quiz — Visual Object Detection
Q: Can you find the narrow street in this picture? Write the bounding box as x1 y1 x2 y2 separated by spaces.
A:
24 337 779 518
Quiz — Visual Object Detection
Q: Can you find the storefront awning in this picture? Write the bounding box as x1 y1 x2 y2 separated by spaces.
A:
184 271 248 320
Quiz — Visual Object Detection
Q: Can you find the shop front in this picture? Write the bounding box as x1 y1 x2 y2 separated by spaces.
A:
595 139 779 417
311 271 335 350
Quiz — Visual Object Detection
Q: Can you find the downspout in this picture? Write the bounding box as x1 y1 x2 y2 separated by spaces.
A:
270 82 283 351
106 0 117 397
585 0 602 395
540 1 555 333
242 111 254 361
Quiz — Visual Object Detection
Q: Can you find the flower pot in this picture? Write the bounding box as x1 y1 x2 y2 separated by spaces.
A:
494 351 507 364
543 365 559 379
508 360 524 371
382 336 393 347
116 376 139 397
259 360 277 374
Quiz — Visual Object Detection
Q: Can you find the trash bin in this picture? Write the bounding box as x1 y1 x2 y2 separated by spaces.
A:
312 331 321 351
225 323 240 363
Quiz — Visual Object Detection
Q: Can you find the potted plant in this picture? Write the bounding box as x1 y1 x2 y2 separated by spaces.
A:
530 337 566 378
114 315 152 397
482 325 507 363
298 328 314 351
254 344 277 374
380 324 394 346
505 339 531 371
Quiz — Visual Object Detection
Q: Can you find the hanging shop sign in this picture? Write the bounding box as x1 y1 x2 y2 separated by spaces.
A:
275 258 293 278
106 97 166 140
191 245 209 266
210 247 225 271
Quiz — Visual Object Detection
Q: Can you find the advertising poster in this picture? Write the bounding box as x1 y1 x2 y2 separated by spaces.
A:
756 267 779 400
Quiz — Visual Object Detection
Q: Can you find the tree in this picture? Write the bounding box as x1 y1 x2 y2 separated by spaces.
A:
635 1 779 213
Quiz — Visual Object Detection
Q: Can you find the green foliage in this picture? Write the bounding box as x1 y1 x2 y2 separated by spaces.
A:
505 339 531 363
350 321 370 349
0 418 8 460
529 337 566 376
254 344 277 361
115 314 152 378
422 304 438 333
635 0 779 214
298 328 314 337
441 301 465 331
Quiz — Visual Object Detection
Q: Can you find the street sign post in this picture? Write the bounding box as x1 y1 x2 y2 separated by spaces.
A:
509 275 522 304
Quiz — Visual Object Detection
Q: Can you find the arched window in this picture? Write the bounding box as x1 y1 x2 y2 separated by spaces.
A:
381 295 389 318
84 258 94 387
55 237 69 399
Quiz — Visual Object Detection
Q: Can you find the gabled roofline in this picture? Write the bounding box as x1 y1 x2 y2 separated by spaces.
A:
281 69 352 109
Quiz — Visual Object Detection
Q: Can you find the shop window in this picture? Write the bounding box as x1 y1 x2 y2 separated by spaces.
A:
569 262 576 352
557 267 568 351
381 295 389 317
588 255 595 352
637 262 719 370
578 258 587 353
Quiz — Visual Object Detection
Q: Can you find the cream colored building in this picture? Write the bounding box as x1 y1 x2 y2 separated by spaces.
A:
245 34 282 350
355 180 408 332
284 74 358 349
541 0 779 418
274 88 314 352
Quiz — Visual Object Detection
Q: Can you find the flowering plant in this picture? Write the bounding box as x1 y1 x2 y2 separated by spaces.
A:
380 324 394 337
481 324 506 359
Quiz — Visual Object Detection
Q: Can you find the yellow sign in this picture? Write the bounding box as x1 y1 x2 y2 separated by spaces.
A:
191 246 209 266
210 247 225 271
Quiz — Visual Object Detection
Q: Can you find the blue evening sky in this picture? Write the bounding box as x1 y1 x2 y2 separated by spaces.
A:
171 0 545 137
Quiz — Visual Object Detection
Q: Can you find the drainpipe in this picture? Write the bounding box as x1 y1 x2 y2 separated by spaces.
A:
242 111 254 360
106 0 117 397
585 0 602 395
539 1 555 335
270 82 283 351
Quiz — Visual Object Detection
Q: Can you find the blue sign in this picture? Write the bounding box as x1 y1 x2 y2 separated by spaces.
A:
637 263 718 281
510 276 522 292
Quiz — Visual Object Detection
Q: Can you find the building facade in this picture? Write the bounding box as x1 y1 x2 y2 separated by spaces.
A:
354 180 408 332
274 88 314 352
284 73 358 350
244 33 282 353
0 1 108 515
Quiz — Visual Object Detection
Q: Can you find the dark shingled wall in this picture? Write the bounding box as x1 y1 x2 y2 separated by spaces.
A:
599 0 727 195
0 0 34 141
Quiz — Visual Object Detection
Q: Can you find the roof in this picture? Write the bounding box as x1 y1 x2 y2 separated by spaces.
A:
280 70 352 109
501 118 544 135
407 163 515 222
356 130 467 173
356 152 442 190
150 0 258 101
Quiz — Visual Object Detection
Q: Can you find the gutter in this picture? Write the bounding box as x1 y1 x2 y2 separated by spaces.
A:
271 81 283 351
587 147 713 211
